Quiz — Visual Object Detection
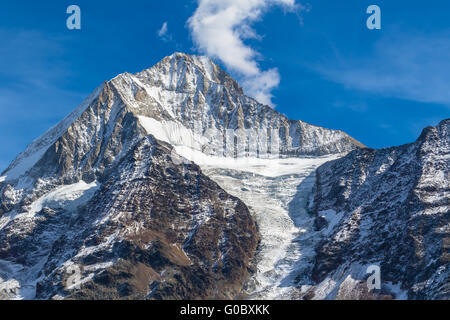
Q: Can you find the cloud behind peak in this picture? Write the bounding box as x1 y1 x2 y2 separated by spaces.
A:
188 0 301 106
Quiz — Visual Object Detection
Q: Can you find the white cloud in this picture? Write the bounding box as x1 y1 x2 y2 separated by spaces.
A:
315 32 450 107
242 68 280 106
158 22 168 37
188 0 301 106
157 22 172 41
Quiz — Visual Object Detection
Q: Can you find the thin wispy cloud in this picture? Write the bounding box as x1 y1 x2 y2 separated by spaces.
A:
157 22 172 42
188 0 304 107
315 32 450 107
158 22 168 37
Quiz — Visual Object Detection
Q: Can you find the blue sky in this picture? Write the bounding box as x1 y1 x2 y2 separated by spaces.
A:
0 1 449 171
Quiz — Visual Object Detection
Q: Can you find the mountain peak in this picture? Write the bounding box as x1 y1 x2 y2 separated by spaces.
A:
130 52 244 96
0 52 364 185
158 52 220 80
418 118 449 142
1 51 446 300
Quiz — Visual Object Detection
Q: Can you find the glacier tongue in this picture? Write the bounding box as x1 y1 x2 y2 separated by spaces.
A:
198 155 340 299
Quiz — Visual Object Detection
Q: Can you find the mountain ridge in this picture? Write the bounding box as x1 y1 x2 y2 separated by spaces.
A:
303 118 449 299
1 52 364 184
2 53 445 300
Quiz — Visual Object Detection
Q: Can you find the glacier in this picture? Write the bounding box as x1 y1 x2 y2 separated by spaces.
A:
191 154 341 299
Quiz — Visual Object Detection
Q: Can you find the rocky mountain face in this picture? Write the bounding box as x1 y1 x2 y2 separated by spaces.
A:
0 52 363 219
101 52 364 158
0 52 446 301
0 53 360 300
0 53 273 299
303 119 449 300
1 135 258 299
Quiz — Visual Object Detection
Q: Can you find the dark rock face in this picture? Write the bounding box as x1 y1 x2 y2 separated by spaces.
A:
7 136 257 300
309 119 449 300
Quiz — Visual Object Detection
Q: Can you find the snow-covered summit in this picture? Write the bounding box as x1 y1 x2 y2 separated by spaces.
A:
135 52 244 94
1 52 363 185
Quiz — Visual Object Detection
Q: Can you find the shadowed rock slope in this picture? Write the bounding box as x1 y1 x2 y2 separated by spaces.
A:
305 119 449 300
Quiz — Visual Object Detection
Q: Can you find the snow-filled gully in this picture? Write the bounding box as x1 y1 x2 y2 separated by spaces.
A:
199 156 338 300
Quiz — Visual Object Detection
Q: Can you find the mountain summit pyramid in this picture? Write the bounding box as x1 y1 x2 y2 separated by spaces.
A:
1 53 364 185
